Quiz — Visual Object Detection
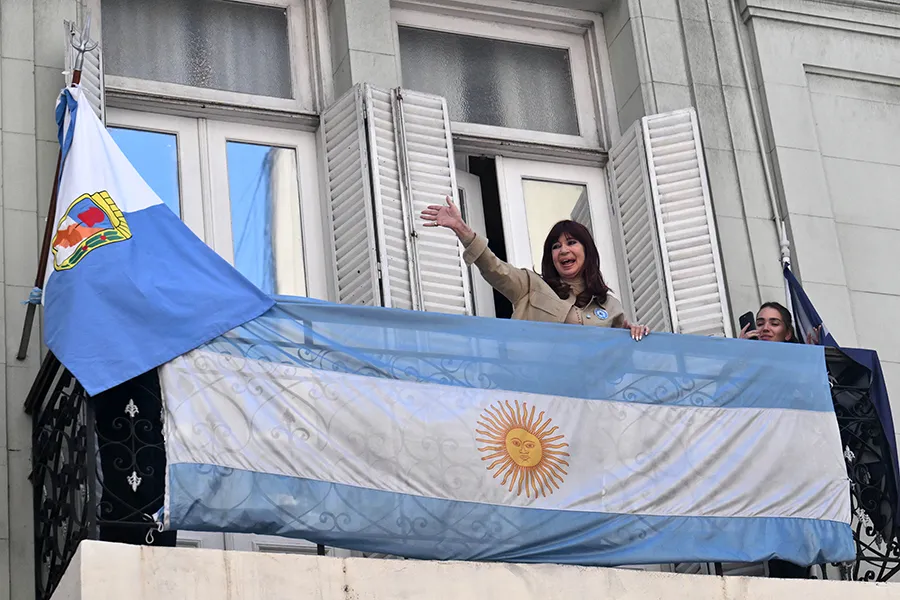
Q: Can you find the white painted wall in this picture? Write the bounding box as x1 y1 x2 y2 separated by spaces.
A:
745 0 900 442
0 1 79 599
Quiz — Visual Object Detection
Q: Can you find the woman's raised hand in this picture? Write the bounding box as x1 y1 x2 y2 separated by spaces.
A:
420 196 474 243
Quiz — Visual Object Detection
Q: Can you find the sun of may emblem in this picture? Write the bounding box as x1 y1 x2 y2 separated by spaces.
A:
476 400 570 498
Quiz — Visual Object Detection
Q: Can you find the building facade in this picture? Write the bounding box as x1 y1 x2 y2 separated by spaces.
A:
1 0 900 596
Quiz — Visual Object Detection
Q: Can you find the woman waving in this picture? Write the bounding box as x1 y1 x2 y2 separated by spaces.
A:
421 197 649 341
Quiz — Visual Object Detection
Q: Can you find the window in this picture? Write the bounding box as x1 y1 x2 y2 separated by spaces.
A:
456 156 623 315
392 7 603 148
398 27 579 136
107 109 327 299
106 111 204 236
96 0 317 111
389 3 621 318
206 122 320 296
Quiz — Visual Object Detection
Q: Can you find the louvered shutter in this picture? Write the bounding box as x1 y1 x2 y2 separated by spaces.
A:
321 84 471 315
321 86 381 306
609 121 673 333
609 108 731 337
64 20 105 123
394 89 470 315
643 109 731 337
366 86 414 309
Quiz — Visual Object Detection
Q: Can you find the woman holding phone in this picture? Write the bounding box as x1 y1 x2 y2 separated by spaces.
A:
739 302 799 342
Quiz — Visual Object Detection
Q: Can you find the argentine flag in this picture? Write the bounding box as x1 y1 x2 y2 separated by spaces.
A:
43 87 273 395
161 298 854 566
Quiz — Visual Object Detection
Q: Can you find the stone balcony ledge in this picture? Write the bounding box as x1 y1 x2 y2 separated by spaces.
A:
53 541 900 600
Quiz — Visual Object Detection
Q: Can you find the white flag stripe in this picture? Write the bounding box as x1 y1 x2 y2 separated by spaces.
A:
162 349 849 523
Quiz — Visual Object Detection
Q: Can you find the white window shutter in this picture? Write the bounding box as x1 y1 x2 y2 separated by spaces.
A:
609 120 673 333
321 86 381 306
610 108 731 337
643 109 732 337
64 20 105 123
321 84 471 315
366 86 414 310
394 89 471 315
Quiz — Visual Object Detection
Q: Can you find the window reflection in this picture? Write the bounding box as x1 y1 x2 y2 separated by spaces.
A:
226 142 303 296
521 179 591 272
108 127 181 216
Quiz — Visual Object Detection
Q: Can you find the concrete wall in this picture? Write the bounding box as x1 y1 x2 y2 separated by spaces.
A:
602 0 784 331
327 0 398 98
54 541 900 600
743 0 900 422
0 1 78 599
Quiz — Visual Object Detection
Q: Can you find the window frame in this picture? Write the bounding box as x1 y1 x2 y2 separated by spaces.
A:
105 108 328 301
105 107 206 240
494 157 622 295
391 4 608 150
205 121 327 299
89 0 324 113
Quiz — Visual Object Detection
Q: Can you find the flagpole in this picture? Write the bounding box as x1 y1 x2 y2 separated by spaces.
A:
15 16 96 361
780 220 793 316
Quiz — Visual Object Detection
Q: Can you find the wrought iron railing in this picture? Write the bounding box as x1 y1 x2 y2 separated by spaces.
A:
827 348 899 581
25 348 900 600
27 357 169 600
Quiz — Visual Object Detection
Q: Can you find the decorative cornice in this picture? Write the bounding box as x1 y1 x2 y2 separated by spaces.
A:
741 0 900 37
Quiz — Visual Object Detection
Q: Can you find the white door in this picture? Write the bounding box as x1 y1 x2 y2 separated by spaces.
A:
495 158 621 292
456 170 494 318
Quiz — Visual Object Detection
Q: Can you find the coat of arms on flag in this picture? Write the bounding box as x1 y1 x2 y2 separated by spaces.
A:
52 190 131 271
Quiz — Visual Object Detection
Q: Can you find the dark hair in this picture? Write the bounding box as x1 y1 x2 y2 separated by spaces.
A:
758 301 798 343
541 220 609 307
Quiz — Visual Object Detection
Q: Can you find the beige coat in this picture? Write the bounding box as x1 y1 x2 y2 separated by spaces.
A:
463 234 626 328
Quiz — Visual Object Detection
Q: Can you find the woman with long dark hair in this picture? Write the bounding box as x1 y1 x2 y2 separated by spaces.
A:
421 197 649 340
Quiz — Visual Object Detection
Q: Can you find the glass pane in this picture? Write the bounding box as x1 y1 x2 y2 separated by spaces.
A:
226 141 303 296
102 0 292 98
522 179 591 272
398 27 579 135
108 127 181 217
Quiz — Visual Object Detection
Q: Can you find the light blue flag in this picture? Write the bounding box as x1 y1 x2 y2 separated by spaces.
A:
160 297 854 566
43 87 273 394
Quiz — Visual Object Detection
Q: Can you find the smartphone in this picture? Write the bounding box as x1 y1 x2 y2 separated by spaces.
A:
739 311 756 332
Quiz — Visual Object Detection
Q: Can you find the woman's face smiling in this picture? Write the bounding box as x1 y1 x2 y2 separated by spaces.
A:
551 234 585 279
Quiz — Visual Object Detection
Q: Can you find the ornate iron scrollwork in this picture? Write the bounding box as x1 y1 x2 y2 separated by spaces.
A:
28 359 167 600
827 348 900 581
29 363 93 600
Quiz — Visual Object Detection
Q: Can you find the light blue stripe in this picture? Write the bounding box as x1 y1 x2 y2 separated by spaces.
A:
167 463 855 566
200 296 833 411
45 204 273 395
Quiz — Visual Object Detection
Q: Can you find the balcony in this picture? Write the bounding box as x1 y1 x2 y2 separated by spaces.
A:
25 347 899 600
